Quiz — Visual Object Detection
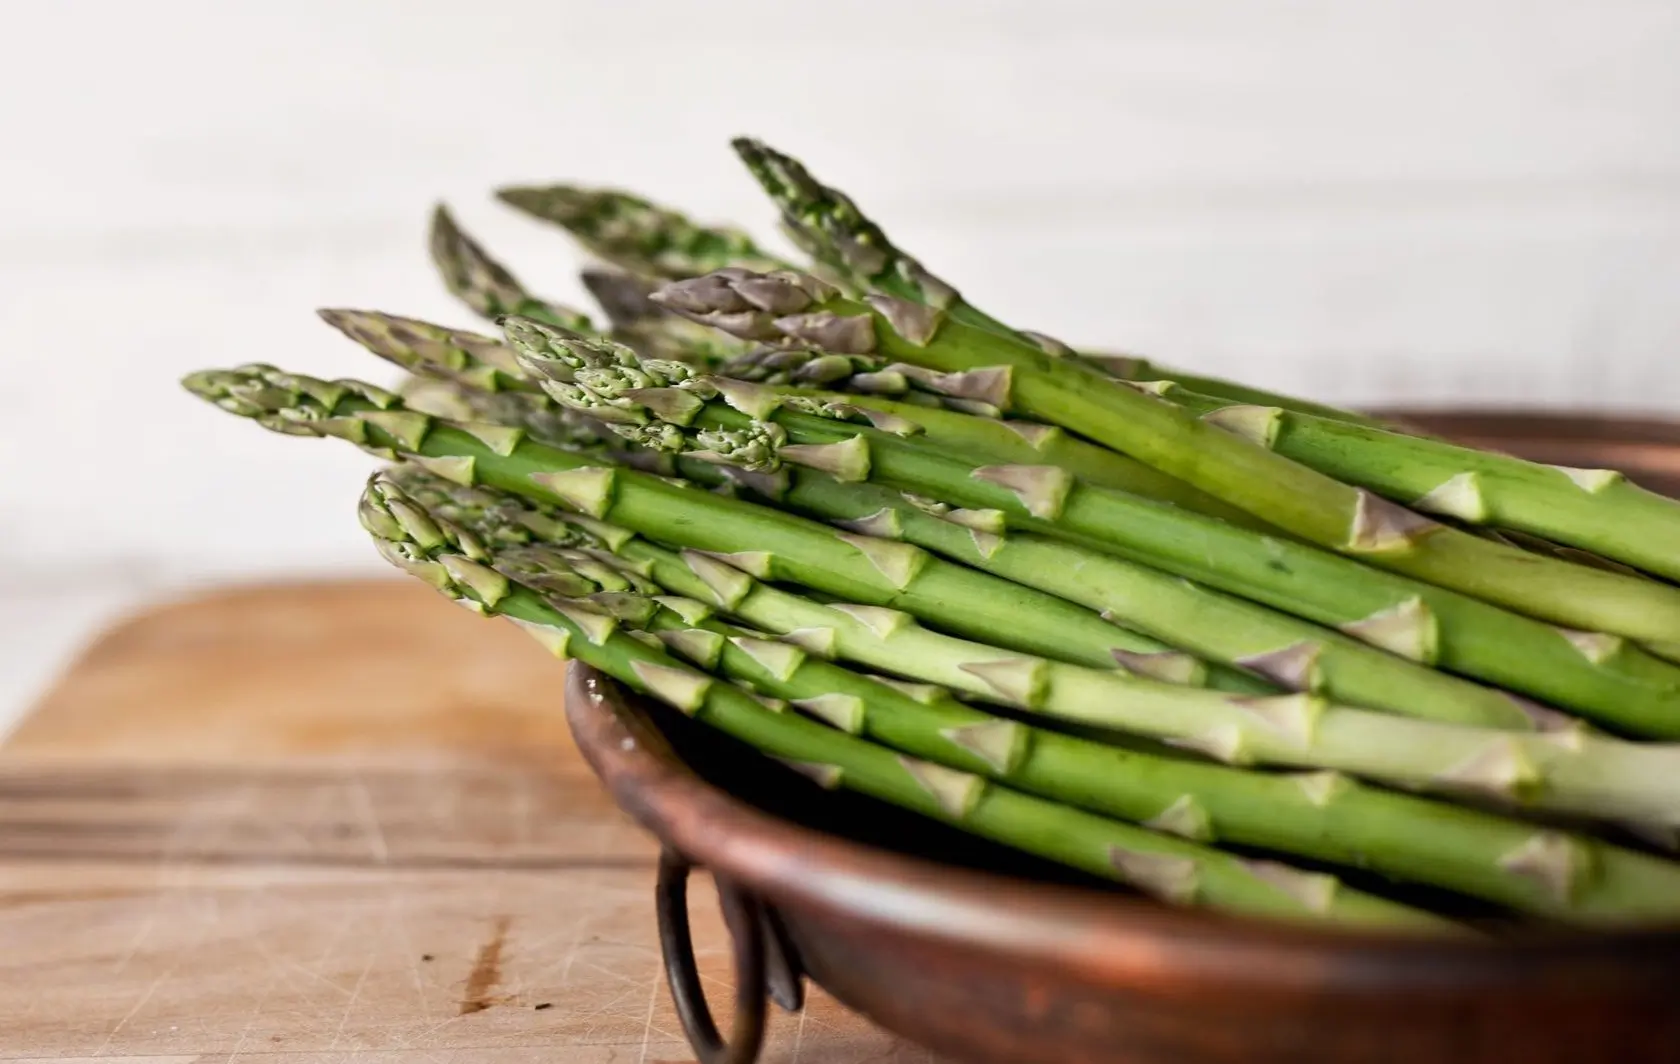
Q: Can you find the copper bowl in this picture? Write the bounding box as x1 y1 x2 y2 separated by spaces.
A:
564 409 1680 1064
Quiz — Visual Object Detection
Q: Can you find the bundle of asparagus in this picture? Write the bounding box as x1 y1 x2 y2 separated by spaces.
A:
184 139 1680 933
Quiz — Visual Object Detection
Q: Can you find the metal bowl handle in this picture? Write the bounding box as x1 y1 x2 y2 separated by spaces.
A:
659 847 803 1064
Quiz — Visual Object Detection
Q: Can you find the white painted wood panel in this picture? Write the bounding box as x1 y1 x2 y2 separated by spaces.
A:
2 0 1677 727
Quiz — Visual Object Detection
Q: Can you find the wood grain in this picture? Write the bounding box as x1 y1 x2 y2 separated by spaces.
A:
4 580 577 764
0 580 936 1062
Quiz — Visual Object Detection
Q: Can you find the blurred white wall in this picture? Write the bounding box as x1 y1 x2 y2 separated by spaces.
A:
2 0 1678 722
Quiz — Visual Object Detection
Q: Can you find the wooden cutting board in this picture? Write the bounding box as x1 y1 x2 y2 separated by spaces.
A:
0 580 940 1063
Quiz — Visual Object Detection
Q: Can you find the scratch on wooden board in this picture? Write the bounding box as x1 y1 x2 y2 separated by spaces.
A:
459 914 511 1015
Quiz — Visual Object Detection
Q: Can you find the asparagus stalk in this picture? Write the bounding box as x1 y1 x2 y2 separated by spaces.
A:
311 311 1358 704
360 473 1444 930
730 137 1391 429
385 381 1680 825
428 205 594 330
377 352 1304 707
322 307 1232 646
655 548 1680 827
495 185 792 278
319 307 623 454
1645 642 1680 666
714 346 1270 527
512 322 1553 729
506 316 1680 738
325 304 1260 527
389 469 1680 924
431 205 737 378
651 269 1680 648
371 312 1680 738
181 362 1263 691
396 374 600 451
494 161 1364 431
319 310 546 396
1151 382 1680 583
711 464 1545 731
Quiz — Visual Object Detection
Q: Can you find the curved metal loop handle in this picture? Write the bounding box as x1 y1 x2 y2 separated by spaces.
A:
760 904 806 1014
656 847 770 1064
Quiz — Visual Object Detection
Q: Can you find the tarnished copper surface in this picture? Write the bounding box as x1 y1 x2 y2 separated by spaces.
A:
566 411 1680 1064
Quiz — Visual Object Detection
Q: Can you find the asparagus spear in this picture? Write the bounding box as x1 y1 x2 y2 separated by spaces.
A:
319 310 543 395
729 137 1392 429
419 364 1680 825
181 362 1262 691
427 205 594 330
448 477 1680 828
360 472 1444 930
311 309 1350 704
1149 382 1680 583
387 359 1405 721
432 205 739 372
1645 642 1680 666
387 469 1680 924
396 374 600 451
505 316 1680 737
511 322 1554 729
374 345 1302 705
353 311 1680 737
494 160 1366 432
322 303 1262 526
650 268 1680 648
495 185 792 278
713 346 1270 526
213 361 1680 826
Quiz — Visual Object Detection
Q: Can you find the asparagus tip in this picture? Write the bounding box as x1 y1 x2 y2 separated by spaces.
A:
493 184 550 213
581 269 661 326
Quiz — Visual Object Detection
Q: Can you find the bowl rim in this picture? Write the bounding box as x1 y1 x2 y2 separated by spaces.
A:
567 663 1680 994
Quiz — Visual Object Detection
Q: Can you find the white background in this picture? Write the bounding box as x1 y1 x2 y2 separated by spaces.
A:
2 0 1678 731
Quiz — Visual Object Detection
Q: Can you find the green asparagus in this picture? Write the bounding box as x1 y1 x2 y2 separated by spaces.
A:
360 471 1446 929
505 316 1680 737
326 304 1260 526
495 185 791 278
713 346 1271 526
508 321 1557 729
650 269 1680 648
580 269 750 367
428 205 593 330
174 138 1680 934
181 362 1264 691
463 348 1680 823
1152 382 1680 582
385 469 1680 924
730 137 1392 429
